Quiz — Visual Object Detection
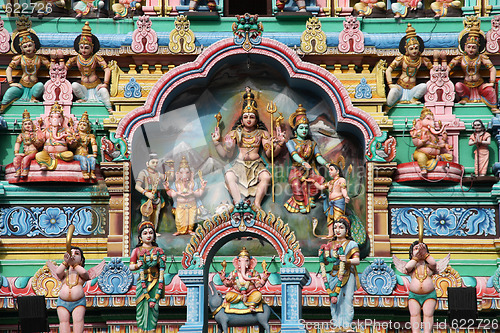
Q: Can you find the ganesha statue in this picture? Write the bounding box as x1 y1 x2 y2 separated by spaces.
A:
410 107 452 174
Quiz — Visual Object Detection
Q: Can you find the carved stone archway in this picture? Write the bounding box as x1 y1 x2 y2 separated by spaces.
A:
178 203 309 333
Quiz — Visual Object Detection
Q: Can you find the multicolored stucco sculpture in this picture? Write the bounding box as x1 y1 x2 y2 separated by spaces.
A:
318 216 360 331
35 102 75 171
284 104 328 214
410 107 453 174
386 24 441 108
468 119 491 176
166 156 208 236
65 22 113 112
129 221 166 333
135 153 167 233
13 109 41 178
1 16 51 112
448 24 498 113
211 87 286 209
72 111 98 180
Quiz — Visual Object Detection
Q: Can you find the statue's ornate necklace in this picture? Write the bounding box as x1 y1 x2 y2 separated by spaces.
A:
404 56 421 78
66 271 79 289
414 262 428 283
21 55 38 75
77 54 96 74
464 55 479 76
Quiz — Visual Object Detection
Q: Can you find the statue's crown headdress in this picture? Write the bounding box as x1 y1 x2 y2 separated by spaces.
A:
465 24 481 46
288 104 309 128
242 88 258 115
79 22 94 46
420 107 434 119
22 109 32 123
138 221 154 232
179 156 191 170
238 247 250 258
16 16 33 46
405 23 419 47
50 102 64 116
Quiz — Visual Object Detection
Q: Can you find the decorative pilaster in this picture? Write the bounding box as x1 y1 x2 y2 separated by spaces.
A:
366 162 397 257
490 116 500 177
280 267 310 333
178 270 205 333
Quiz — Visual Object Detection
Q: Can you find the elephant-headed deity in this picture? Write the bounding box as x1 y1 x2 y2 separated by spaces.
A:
410 107 453 174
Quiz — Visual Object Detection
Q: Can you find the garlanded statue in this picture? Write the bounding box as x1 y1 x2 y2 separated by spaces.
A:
284 105 328 214
393 218 451 333
309 160 350 239
410 107 452 174
468 119 491 177
135 153 167 233
211 87 286 209
35 102 75 171
72 111 98 180
391 0 422 18
430 0 462 17
318 216 360 331
217 247 270 313
166 156 208 236
386 24 441 108
13 110 41 178
129 221 166 333
112 0 139 19
1 17 51 112
46 244 105 333
65 22 112 112
448 24 498 113
353 0 386 17
73 0 104 18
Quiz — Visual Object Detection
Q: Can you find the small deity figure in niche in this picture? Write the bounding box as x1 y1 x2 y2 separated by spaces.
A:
354 0 386 17
448 25 498 113
386 24 443 109
318 216 360 331
13 109 41 178
1 17 52 112
393 223 451 333
410 107 453 174
73 0 104 18
309 161 350 239
211 87 286 209
284 105 328 214
135 153 167 233
391 0 422 18
430 0 462 17
468 119 491 177
46 246 105 333
72 111 98 180
65 22 112 112
166 156 207 236
129 221 166 333
112 0 138 19
218 247 270 313
35 102 75 171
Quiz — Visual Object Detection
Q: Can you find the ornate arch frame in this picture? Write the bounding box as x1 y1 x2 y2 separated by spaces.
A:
115 37 382 146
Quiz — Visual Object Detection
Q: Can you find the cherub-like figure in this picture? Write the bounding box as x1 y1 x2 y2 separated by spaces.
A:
393 239 450 333
310 162 350 239
386 24 442 108
35 102 75 170
166 156 207 236
13 109 41 178
410 107 452 174
129 221 166 333
211 87 286 209
135 153 167 232
1 17 51 112
65 22 112 112
72 111 98 180
47 246 105 333
318 216 360 331
448 24 498 113
218 247 270 313
284 105 328 214
468 119 491 176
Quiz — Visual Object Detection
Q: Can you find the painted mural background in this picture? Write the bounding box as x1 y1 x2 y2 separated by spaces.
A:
130 62 367 256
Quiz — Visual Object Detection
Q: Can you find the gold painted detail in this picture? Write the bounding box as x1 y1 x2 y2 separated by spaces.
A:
169 15 196 54
300 17 327 54
32 262 62 297
432 266 462 298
